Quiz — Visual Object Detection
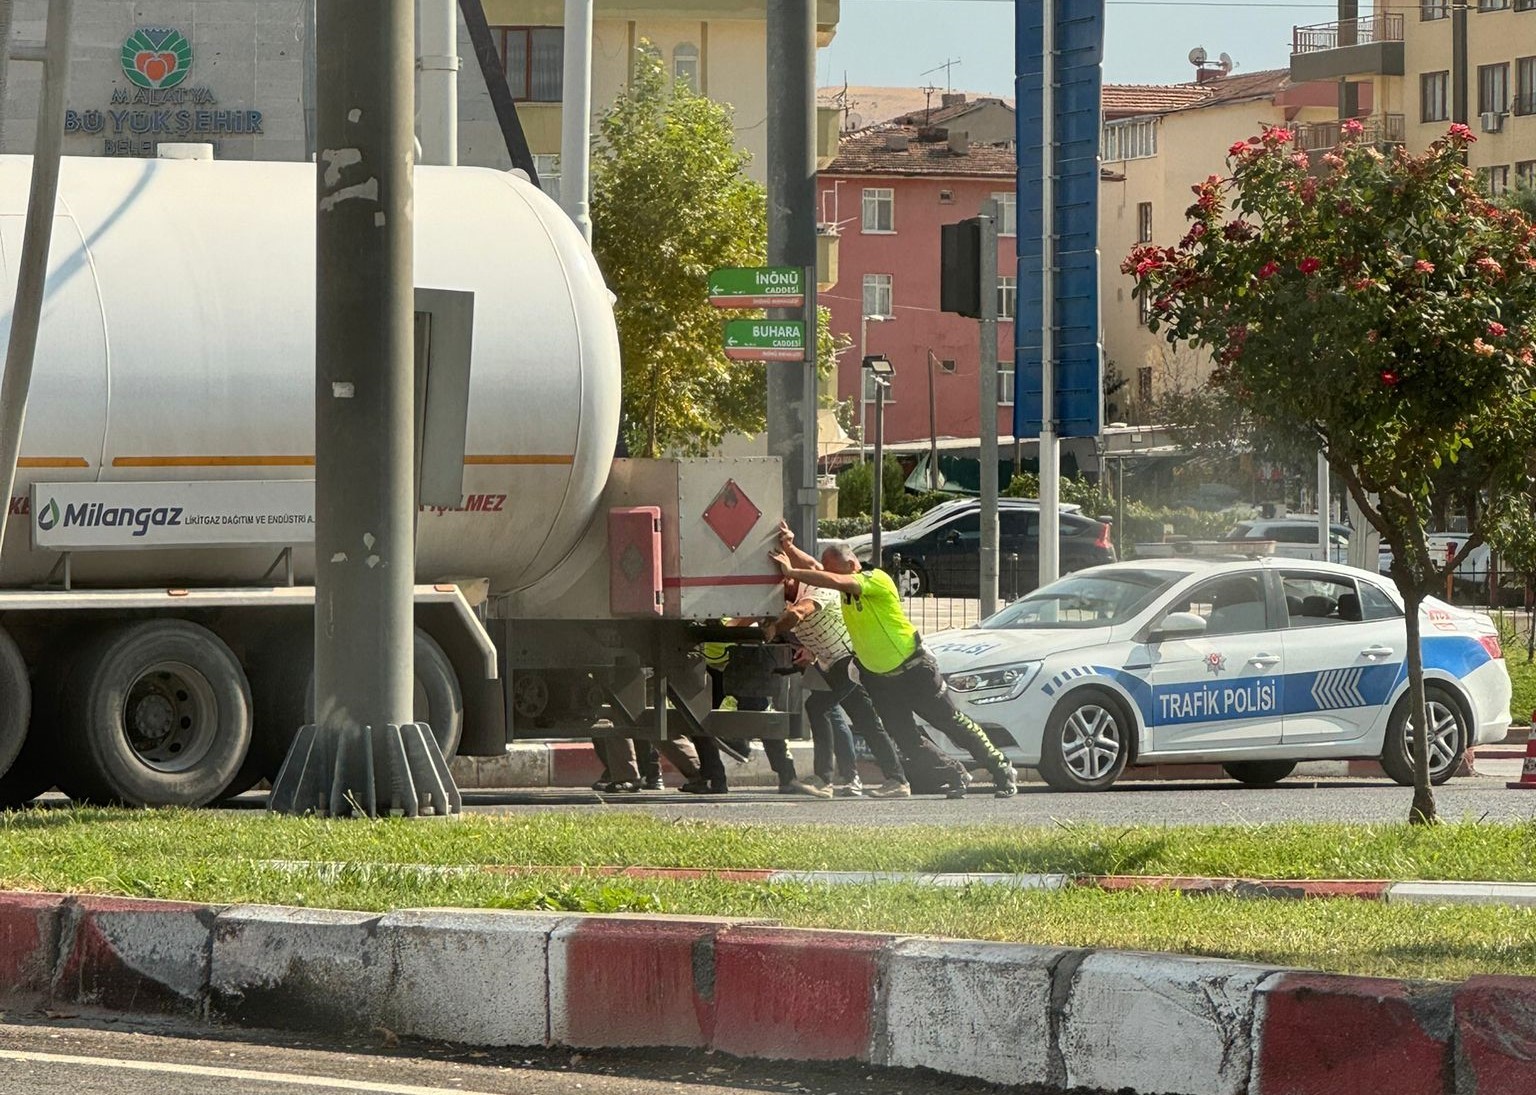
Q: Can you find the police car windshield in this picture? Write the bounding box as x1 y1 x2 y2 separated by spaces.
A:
981 569 1179 630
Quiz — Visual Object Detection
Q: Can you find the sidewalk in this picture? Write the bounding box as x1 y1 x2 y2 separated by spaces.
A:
0 890 1530 1094
448 729 1533 791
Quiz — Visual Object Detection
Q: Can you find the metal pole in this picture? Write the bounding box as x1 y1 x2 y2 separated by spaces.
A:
0 0 14 150
927 349 940 491
1452 0 1468 126
872 379 886 567
1317 450 1331 563
978 198 1000 617
0 0 71 559
559 0 593 240
416 0 460 164
766 0 818 549
1038 0 1061 589
270 0 458 818
859 314 868 465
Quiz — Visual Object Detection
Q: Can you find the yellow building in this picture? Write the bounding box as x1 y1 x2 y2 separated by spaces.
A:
470 0 842 185
1098 70 1339 417
1288 1 1536 189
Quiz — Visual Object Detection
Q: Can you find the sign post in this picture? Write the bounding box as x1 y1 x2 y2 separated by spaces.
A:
708 266 806 309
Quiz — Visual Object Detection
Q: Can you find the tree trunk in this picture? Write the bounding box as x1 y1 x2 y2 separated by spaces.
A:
1401 587 1438 824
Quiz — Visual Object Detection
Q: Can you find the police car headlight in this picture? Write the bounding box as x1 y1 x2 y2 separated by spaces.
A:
947 662 1041 705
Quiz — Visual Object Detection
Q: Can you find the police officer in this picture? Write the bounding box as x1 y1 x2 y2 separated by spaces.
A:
769 527 1018 798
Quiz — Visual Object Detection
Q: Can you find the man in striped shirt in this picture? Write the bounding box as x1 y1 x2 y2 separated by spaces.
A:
764 579 911 797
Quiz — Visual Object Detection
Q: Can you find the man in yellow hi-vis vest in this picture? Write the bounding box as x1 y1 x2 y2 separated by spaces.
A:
769 523 1018 798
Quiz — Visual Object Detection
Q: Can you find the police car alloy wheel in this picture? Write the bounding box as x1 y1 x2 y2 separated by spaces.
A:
1039 686 1130 791
897 563 927 598
1221 760 1297 787
1380 685 1467 787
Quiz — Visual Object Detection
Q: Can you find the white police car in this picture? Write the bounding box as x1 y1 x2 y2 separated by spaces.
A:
925 553 1511 791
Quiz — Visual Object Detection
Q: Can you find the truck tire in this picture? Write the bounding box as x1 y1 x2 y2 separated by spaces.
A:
0 626 31 784
59 620 252 807
225 628 462 799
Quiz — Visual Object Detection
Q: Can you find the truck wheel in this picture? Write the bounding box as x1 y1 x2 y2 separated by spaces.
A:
0 627 31 784
1038 687 1131 792
1380 685 1467 787
225 628 462 799
60 621 252 807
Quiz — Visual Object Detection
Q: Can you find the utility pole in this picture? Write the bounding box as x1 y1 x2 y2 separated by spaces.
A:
926 350 940 490
1452 0 1468 127
560 0 594 241
0 0 14 150
978 198 1000 618
269 0 459 819
0 0 71 558
766 0 819 549
416 0 459 165
1037 0 1061 590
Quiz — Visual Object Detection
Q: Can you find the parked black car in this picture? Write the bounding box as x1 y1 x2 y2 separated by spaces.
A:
848 498 1115 599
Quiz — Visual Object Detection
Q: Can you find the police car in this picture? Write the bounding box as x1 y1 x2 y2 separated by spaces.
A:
924 551 1511 791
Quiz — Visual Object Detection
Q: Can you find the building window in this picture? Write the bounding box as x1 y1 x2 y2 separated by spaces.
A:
862 187 895 233
1422 71 1450 122
997 276 1017 319
1102 117 1158 162
1421 0 1449 16
992 191 1017 236
1518 159 1536 185
533 154 561 203
862 273 893 318
1518 57 1536 114
672 43 699 92
1137 290 1153 327
1519 0 1536 12
1480 0 1510 10
997 366 1015 406
1137 202 1153 243
1137 366 1153 408
497 26 564 102
1484 164 1512 195
1480 63 1511 116
939 189 955 203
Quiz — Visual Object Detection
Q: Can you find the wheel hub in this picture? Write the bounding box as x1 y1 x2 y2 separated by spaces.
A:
129 692 177 742
122 663 218 771
1061 705 1122 781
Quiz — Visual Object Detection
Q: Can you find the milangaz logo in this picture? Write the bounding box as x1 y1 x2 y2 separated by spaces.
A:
51 500 184 537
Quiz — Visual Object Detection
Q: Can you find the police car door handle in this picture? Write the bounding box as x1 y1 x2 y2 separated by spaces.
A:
1361 645 1394 660
1248 653 1280 669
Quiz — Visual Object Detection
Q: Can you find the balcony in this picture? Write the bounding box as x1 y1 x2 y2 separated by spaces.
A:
1293 113 1406 153
1290 13 1405 81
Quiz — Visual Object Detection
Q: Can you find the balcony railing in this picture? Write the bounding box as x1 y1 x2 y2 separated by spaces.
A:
1293 13 1404 54
1293 113 1407 153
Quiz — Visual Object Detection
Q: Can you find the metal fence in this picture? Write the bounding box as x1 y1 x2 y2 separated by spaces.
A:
1291 13 1403 54
888 551 1037 634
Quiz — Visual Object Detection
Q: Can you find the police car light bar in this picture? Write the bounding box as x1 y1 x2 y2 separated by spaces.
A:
1134 540 1277 558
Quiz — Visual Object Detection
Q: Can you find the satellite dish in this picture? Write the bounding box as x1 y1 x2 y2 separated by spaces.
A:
1188 46 1208 66
1219 52 1235 73
847 112 865 131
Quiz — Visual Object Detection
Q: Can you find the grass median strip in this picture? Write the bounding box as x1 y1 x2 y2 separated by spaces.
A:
1 808 1534 981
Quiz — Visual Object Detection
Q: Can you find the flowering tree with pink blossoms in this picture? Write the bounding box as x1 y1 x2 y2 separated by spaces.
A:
1126 124 1536 823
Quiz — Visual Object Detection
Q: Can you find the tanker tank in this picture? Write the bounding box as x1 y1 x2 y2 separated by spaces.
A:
0 154 621 593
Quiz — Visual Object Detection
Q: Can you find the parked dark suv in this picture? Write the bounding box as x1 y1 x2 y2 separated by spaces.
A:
848 499 1115 598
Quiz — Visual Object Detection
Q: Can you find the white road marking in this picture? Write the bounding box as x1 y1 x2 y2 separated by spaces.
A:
0 1049 503 1095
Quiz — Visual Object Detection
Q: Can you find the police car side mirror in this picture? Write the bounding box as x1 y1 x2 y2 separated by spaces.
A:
1150 611 1208 643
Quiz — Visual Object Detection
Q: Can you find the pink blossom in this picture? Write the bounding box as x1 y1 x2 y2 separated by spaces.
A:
1473 338 1496 357
1342 118 1365 137
1380 368 1399 386
1476 256 1505 278
1264 127 1294 144
1414 259 1435 274
1290 152 1311 171
1258 260 1281 279
1298 257 1322 275
1228 140 1248 158
1521 347 1534 366
1352 277 1373 291
1488 321 1508 338
1448 122 1476 143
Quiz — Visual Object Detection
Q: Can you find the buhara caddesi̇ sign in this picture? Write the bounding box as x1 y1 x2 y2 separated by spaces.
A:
64 26 265 157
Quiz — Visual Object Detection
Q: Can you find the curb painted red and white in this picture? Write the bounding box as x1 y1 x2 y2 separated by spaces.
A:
1 891 1532 1093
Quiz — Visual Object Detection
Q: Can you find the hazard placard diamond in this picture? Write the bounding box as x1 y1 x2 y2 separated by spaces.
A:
701 479 761 552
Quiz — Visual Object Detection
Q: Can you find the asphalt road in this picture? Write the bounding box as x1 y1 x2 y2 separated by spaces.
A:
459 759 1536 826
0 1014 1051 1095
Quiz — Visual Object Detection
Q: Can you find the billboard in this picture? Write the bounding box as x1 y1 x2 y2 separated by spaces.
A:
1015 0 1105 440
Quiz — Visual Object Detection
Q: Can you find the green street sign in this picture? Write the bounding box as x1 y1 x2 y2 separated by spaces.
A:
723 319 805 362
708 266 805 308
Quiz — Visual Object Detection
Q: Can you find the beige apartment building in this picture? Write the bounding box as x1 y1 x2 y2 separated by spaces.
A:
1098 69 1339 418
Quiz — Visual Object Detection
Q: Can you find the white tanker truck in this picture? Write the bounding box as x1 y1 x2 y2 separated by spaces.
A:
0 153 794 808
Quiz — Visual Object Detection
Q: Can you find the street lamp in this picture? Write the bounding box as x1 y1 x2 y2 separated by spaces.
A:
863 353 895 566
859 313 893 463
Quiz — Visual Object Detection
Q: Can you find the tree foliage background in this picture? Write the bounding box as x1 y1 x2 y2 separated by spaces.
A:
1127 123 1536 822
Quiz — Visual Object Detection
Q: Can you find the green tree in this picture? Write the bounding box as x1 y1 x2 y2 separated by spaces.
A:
590 46 767 456
1127 123 1536 824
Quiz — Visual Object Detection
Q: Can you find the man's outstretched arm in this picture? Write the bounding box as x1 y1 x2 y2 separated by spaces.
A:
769 549 861 597
776 519 822 571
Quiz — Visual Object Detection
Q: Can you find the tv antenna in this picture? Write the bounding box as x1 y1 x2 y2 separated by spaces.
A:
920 57 962 93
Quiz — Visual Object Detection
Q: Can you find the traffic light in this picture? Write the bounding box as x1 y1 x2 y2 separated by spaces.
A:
940 218 982 318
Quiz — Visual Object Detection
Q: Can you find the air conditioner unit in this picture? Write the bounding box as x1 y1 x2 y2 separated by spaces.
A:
1482 111 1505 133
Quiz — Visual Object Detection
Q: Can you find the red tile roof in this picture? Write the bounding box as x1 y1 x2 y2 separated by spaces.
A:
1101 84 1212 117
892 96 1014 126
